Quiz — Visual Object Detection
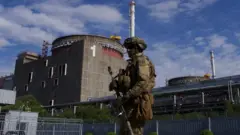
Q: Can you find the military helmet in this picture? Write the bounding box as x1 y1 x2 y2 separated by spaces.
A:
123 37 147 51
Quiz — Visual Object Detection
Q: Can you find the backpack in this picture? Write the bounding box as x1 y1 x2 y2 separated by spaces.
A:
135 55 156 121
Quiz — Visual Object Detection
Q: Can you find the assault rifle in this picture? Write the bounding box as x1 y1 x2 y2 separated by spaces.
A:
107 66 134 135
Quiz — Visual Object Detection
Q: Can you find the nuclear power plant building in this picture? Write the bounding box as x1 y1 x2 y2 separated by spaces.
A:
13 35 127 106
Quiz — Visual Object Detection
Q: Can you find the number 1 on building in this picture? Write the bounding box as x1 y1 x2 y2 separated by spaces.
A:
90 45 96 57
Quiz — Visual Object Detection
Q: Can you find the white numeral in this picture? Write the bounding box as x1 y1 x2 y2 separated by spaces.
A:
90 45 96 57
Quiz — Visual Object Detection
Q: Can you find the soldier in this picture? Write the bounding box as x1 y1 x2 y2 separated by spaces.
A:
114 37 156 135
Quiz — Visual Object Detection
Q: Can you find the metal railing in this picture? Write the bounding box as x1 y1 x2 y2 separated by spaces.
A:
0 116 240 135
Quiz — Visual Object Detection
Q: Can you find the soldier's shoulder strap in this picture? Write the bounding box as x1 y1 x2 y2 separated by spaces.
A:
136 55 148 66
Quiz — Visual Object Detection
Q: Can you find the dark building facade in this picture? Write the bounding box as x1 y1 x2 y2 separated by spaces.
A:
14 35 127 105
0 75 14 90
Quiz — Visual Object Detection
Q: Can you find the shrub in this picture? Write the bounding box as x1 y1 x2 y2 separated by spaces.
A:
85 132 93 135
200 129 213 135
107 132 116 135
149 132 158 135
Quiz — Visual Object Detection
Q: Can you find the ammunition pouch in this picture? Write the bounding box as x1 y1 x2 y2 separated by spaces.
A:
118 75 131 93
135 91 154 121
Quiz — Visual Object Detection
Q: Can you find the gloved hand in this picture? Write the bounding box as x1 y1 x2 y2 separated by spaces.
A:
122 93 131 101
116 93 131 106
109 80 118 91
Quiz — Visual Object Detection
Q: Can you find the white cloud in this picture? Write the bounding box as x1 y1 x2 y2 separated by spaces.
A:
181 0 217 11
145 34 240 87
193 34 235 53
195 37 204 41
30 2 125 24
235 33 240 41
2 5 85 34
0 38 10 47
194 36 205 46
0 0 125 47
139 0 218 21
0 17 55 46
148 0 180 21
207 34 227 48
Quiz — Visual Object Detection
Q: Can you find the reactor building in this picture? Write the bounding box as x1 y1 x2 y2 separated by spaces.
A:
13 35 127 105
167 75 210 86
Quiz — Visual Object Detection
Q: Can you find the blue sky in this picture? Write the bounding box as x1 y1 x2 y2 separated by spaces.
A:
1 0 240 86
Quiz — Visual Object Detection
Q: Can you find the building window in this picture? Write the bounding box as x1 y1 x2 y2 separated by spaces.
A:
59 63 68 76
49 100 54 106
41 81 46 88
24 84 28 91
63 63 67 76
48 67 54 78
28 72 33 83
54 78 59 86
44 60 48 67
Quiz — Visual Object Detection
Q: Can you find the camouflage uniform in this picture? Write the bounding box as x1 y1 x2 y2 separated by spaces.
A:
118 37 156 135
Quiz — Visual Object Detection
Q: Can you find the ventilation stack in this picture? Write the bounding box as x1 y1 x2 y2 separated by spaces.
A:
129 0 135 37
210 50 216 79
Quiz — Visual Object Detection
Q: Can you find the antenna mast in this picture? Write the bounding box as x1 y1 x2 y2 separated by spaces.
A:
129 0 135 37
42 40 50 57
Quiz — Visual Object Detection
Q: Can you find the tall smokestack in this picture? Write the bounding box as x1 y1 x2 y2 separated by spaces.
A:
129 0 135 37
210 50 216 79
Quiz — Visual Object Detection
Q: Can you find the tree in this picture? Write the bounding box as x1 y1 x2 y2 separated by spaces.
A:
182 112 205 120
75 105 115 122
55 104 115 122
208 111 219 117
224 101 234 113
224 100 235 116
153 114 173 120
2 95 49 116
200 129 213 135
174 113 183 120
57 108 75 118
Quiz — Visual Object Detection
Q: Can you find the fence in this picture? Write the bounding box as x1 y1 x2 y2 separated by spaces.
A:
0 116 240 135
